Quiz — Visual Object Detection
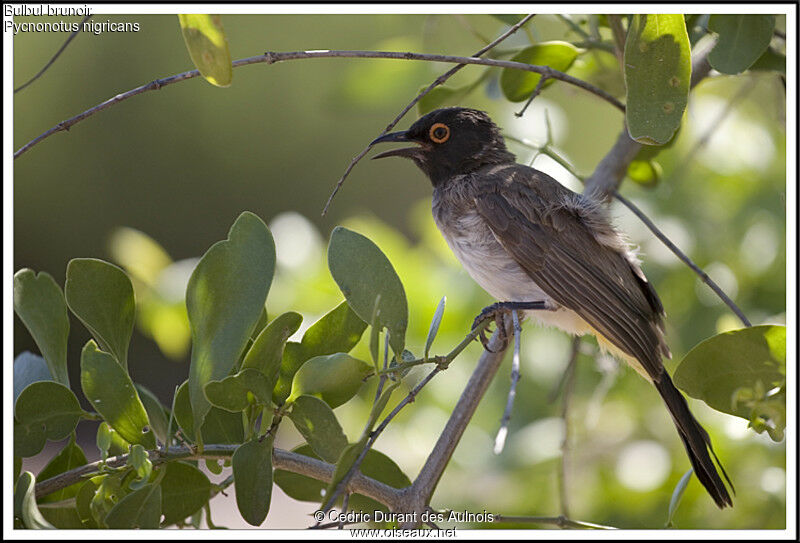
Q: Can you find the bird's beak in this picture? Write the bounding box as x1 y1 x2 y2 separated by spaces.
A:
370 131 421 160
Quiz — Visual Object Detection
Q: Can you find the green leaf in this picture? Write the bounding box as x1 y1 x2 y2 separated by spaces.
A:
159 461 211 525
624 14 691 145
425 296 446 359
104 483 162 529
241 311 303 380
135 384 170 446
328 227 408 355
232 437 274 526
37 435 88 503
288 395 348 463
14 381 82 457
500 41 581 102
177 14 232 87
13 269 70 386
202 405 246 444
708 15 776 74
15 472 56 529
204 368 273 412
289 353 373 409
627 159 662 187
108 226 173 286
674 325 785 437
666 469 693 527
126 444 153 490
39 505 84 529
13 351 53 404
89 473 126 527
173 380 195 439
75 479 100 527
750 46 786 74
65 258 135 370
187 212 275 441
274 301 367 404
80 340 156 448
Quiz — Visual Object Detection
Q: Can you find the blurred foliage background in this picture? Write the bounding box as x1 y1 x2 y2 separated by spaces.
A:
13 13 786 529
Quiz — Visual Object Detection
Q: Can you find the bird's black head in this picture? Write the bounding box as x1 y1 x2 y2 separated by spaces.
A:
371 107 515 186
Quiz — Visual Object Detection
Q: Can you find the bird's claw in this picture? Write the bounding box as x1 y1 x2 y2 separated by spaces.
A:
471 303 510 352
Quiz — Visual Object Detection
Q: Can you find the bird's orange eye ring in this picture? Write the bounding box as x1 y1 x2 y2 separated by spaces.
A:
429 123 450 143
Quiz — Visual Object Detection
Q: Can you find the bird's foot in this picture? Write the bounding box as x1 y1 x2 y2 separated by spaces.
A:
471 301 553 352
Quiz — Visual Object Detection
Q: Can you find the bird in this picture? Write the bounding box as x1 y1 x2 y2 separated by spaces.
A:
369 106 733 508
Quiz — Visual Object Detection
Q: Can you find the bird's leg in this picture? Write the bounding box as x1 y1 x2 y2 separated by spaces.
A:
472 301 553 352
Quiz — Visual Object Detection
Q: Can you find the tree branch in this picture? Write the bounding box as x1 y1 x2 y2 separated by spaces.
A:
15 47 624 161
397 322 512 528
34 444 404 511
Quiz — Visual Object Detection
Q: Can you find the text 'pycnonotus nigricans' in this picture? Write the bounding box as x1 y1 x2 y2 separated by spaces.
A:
371 107 733 508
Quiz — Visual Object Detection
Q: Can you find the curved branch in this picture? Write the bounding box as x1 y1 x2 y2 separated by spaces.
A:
33 444 404 511
15 48 624 160
14 14 93 94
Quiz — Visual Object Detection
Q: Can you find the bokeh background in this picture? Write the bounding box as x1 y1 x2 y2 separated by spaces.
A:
13 12 787 529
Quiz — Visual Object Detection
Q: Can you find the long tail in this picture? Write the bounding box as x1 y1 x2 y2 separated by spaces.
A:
655 373 734 508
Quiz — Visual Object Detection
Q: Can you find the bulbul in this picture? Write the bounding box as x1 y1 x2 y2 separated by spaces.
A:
370 107 733 508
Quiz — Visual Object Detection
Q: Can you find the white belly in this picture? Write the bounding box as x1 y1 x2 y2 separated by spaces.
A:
436 210 592 337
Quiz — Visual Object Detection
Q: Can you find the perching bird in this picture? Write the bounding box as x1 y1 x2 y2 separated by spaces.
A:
370 106 733 508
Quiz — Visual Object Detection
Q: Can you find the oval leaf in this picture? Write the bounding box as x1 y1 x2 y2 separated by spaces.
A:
624 14 691 145
289 353 372 409
288 395 348 463
159 461 211 525
501 41 581 102
666 469 693 527
104 483 162 529
674 325 785 424
13 269 70 386
13 352 53 404
14 381 82 457
328 227 407 355
232 437 274 526
178 14 232 87
241 311 303 380
627 159 662 187
65 258 135 370
708 15 776 75
204 368 273 412
80 341 156 448
187 212 275 440
274 301 367 404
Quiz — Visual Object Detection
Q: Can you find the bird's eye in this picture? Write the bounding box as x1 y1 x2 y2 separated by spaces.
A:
429 123 450 143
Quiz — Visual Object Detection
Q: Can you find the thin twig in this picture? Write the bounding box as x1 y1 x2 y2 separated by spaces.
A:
613 192 752 327
494 514 616 529
557 338 580 519
14 14 93 94
515 75 550 118
493 310 521 454
321 14 537 215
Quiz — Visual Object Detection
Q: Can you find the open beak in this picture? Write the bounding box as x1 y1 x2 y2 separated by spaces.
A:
370 131 421 160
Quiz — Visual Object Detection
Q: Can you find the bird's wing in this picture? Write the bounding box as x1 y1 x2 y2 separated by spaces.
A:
471 166 667 380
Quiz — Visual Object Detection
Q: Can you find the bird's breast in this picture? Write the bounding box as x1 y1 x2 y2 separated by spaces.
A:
431 192 593 337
